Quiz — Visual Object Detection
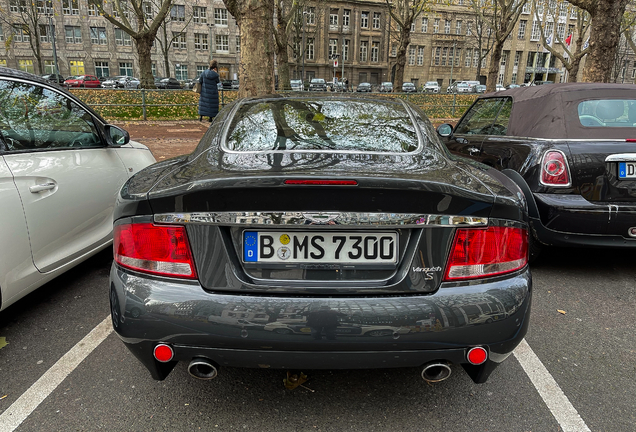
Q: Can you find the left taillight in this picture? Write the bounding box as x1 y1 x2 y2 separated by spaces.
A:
540 150 570 186
444 226 528 281
114 223 197 279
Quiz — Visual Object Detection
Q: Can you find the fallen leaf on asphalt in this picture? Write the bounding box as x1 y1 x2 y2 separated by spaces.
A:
0 395 7 400
557 310 567 314
283 371 310 390
0 337 8 349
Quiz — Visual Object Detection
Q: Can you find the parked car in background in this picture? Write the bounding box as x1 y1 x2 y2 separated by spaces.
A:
379 82 393 92
473 85 487 94
533 80 554 86
156 77 182 89
356 82 372 92
112 76 141 89
447 82 470 93
465 81 481 92
64 75 101 88
183 78 197 90
495 84 506 92
0 67 156 312
423 81 441 93
231 80 239 90
41 73 65 85
220 80 233 90
290 79 304 91
110 94 531 384
309 78 327 91
402 82 417 93
437 83 636 260
506 84 521 89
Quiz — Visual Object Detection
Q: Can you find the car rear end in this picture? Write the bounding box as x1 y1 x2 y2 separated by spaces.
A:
110 97 531 384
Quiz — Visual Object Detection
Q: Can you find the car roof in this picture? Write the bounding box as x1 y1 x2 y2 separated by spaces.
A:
480 83 636 139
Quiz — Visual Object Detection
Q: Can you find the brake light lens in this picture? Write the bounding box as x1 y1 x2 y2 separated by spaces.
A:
444 227 528 281
541 150 570 186
114 223 197 279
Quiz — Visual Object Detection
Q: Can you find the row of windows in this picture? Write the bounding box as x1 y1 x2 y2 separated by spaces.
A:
173 34 240 52
327 9 383 30
170 5 232 26
297 38 382 63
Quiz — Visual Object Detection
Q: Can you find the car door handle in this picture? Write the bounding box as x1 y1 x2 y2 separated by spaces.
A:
29 182 56 193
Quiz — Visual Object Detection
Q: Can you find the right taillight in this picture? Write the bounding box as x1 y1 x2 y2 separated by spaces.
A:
114 223 197 279
540 150 570 186
444 226 528 281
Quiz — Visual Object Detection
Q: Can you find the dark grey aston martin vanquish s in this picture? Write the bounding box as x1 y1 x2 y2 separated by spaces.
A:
109 96 531 384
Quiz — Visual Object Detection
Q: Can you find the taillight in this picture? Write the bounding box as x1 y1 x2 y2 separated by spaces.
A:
444 226 528 281
540 150 570 186
114 223 197 279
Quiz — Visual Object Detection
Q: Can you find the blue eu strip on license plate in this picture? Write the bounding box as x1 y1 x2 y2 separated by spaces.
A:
244 231 258 262
619 162 636 179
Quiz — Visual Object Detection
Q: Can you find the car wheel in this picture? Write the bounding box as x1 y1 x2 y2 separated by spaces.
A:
273 328 294 335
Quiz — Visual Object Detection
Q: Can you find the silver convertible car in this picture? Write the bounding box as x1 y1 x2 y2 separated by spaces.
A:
110 95 531 385
0 68 156 311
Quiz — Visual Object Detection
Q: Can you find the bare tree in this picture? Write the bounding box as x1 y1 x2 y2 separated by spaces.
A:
465 0 497 82
532 0 590 82
567 0 630 82
223 0 276 96
485 0 528 92
154 2 194 77
88 0 175 88
384 0 430 91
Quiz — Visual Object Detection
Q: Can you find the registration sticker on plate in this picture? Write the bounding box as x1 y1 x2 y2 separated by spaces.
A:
618 162 636 179
243 231 398 265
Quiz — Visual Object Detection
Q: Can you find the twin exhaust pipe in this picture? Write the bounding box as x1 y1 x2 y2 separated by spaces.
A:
421 361 452 383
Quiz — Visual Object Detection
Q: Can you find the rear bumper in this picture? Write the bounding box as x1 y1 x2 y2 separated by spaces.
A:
532 193 636 247
110 265 531 382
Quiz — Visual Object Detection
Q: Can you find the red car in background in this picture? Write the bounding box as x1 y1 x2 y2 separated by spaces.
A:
64 75 101 88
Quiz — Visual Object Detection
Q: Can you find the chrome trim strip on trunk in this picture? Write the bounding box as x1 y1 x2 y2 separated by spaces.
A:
605 153 636 162
154 212 488 228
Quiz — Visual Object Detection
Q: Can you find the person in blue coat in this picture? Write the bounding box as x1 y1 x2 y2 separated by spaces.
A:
198 60 220 122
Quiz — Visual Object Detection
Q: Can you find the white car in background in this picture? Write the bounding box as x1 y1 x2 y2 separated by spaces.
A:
424 81 441 93
0 67 156 311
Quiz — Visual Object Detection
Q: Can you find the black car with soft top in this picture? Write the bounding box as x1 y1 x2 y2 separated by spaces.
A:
110 96 531 385
437 83 636 259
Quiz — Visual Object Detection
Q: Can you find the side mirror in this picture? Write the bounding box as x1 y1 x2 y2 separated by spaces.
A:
436 123 453 138
106 125 130 146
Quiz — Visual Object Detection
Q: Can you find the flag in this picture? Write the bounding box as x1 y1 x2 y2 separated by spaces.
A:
565 33 572 46
583 37 589 50
543 34 552 52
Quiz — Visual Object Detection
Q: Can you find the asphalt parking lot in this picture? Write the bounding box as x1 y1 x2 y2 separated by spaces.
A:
0 246 634 432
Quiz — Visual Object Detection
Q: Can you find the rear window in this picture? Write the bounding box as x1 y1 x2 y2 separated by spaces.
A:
578 100 636 127
225 99 419 153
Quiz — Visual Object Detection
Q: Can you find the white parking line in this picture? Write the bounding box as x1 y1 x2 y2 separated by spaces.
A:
514 339 591 432
0 316 112 432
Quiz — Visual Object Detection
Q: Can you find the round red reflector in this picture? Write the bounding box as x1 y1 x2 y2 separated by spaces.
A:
154 344 174 362
467 347 488 365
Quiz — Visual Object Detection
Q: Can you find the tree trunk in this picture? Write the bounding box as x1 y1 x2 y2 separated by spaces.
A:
567 57 582 82
581 0 629 82
135 36 156 89
274 5 291 90
486 39 504 92
226 0 276 97
393 26 411 91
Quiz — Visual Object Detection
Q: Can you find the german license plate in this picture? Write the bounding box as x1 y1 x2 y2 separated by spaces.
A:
618 162 636 179
243 231 398 264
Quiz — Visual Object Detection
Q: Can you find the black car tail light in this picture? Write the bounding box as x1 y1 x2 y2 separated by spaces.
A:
540 150 571 186
114 223 197 279
443 227 528 281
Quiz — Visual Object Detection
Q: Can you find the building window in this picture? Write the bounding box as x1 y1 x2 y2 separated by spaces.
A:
456 20 462 35
175 64 188 80
37 0 53 14
454 48 461 66
9 0 20 13
88 3 98 16
518 20 527 39
194 33 208 50
343 10 350 28
39 24 51 43
196 65 206 77
434 47 440 66
511 72 517 84
514 51 521 66
216 34 229 52
343 39 350 60
522 3 530 14
530 20 541 41
481 49 487 68
95 61 109 77
193 7 207 24
172 32 186 49
359 40 368 62
441 47 448 66
12 25 30 43
361 12 369 28
373 12 381 29
421 17 428 33
0 26 3 42
498 73 504 84
44 60 56 74
329 10 338 29
305 7 315 25
65 26 82 44
115 28 132 46
444 20 451 34
119 62 133 77
152 63 157 76
143 2 153 19
411 22 415 32
171 5 185 21
69 60 84 75
391 45 397 57
632 61 636 79
409 46 416 65
465 49 472 67
236 35 240 53
433 18 440 34
501 50 508 66
417 47 424 66
570 6 578 19
329 38 338 58
62 0 79 15
18 59 34 73
0 60 6 67
467 21 472 36
544 22 553 39
215 8 228 26
90 27 107 45
557 23 566 41
371 41 379 62
306 38 314 60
